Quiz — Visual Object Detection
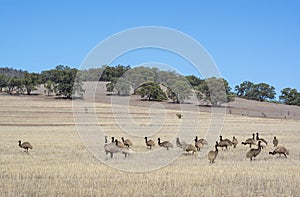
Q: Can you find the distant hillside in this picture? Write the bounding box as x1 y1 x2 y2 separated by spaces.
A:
0 67 24 77
83 81 300 120
227 97 300 120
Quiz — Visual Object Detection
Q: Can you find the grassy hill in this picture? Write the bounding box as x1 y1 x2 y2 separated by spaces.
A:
82 81 300 120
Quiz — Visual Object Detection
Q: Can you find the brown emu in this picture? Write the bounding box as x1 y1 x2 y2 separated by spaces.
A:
218 135 232 150
184 144 197 155
242 133 256 148
145 137 155 149
104 138 120 158
232 136 238 148
158 138 173 150
194 137 203 151
269 146 289 158
208 142 219 163
176 137 188 149
246 141 262 161
18 140 33 153
122 137 133 148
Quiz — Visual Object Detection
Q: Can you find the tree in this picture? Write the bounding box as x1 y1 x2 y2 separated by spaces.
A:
196 77 233 106
99 65 130 81
235 81 276 102
235 81 254 97
78 68 104 81
135 82 167 101
156 70 172 84
106 82 115 93
41 65 84 99
72 73 85 98
166 77 192 103
279 88 300 106
122 66 156 89
113 78 131 96
105 78 131 96
7 76 23 94
57 66 81 98
41 68 60 84
252 83 276 101
44 80 55 96
23 72 40 95
0 74 8 92
185 75 203 87
0 67 24 78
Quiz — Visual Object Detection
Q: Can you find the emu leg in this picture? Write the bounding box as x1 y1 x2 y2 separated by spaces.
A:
283 153 287 158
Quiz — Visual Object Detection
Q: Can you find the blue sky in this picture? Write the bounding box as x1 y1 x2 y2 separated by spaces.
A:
1 1 300 96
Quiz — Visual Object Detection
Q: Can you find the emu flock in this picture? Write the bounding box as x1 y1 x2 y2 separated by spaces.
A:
18 132 289 164
102 132 289 163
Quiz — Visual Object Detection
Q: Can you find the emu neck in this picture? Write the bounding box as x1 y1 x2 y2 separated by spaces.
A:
257 144 262 151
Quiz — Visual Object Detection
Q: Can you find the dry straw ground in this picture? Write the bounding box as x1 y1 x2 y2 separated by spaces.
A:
0 95 300 196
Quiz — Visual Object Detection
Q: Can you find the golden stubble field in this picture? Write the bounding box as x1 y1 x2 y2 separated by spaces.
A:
0 95 300 197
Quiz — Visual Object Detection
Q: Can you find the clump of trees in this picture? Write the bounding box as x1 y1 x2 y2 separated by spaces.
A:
0 66 84 99
0 67 24 77
166 76 193 103
195 77 234 106
23 72 41 95
104 66 233 105
105 66 193 103
41 65 84 99
279 88 300 106
135 82 167 101
234 81 276 102
0 69 40 95
78 65 130 82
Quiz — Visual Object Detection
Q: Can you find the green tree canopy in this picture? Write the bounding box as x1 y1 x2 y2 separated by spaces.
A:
113 78 131 96
235 81 276 102
195 77 233 106
0 74 8 92
185 75 203 87
234 81 254 97
135 82 167 101
166 77 192 103
23 72 40 95
279 88 300 106
41 65 84 99
99 65 130 81
7 76 23 94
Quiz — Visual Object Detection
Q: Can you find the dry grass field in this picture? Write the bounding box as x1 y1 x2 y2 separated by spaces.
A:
0 94 300 196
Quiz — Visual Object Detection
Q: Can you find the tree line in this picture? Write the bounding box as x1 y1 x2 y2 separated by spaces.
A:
0 65 299 106
104 66 233 106
0 66 84 99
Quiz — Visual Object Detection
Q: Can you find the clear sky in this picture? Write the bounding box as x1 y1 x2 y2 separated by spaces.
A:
1 0 300 96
